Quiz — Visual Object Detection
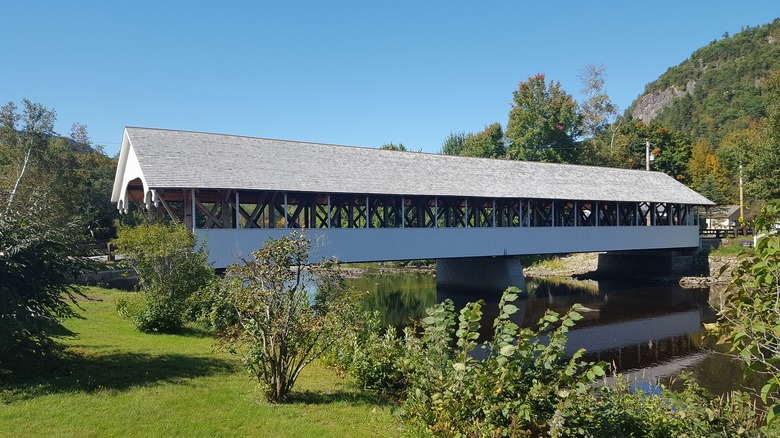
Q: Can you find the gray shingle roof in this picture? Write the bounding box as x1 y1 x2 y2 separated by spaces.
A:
118 127 714 205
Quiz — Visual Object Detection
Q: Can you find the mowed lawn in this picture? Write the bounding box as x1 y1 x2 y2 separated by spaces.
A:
0 287 403 437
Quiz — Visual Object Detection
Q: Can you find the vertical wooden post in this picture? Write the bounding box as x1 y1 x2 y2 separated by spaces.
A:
433 198 438 228
595 201 599 227
235 192 240 228
284 193 288 228
551 201 555 227
401 198 405 229
191 189 196 230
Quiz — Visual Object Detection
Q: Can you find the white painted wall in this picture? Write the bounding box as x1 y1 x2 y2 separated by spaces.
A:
197 226 701 268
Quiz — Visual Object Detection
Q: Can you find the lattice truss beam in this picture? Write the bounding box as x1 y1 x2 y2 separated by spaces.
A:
130 188 698 230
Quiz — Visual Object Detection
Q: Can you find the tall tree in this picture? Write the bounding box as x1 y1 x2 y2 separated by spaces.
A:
578 64 617 139
0 100 118 236
720 124 779 201
687 140 731 204
460 123 505 159
506 74 581 163
0 99 56 213
0 100 93 376
441 131 467 156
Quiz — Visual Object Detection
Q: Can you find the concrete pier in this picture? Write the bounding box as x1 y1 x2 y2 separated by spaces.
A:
597 250 709 277
436 257 526 293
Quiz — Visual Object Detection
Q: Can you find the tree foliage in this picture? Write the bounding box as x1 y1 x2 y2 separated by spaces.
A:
646 19 780 146
459 122 505 159
578 64 617 138
0 99 118 239
380 142 407 151
114 223 214 333
441 131 467 156
217 231 359 402
0 205 92 376
506 74 581 163
714 204 780 423
0 99 99 377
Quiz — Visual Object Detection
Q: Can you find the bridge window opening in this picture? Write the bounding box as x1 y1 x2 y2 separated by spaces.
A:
494 199 519 227
530 200 553 227
638 202 652 226
618 202 638 227
142 189 700 231
669 204 687 225
473 199 494 227
554 201 576 227
578 202 595 226
599 202 617 226
653 203 668 226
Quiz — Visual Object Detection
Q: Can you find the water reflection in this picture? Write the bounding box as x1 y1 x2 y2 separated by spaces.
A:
348 272 437 328
347 272 735 390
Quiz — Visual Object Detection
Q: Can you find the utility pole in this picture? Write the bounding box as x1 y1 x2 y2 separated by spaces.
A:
645 141 651 171
739 164 744 222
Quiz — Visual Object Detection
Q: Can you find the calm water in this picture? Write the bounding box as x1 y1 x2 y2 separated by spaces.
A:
347 272 754 395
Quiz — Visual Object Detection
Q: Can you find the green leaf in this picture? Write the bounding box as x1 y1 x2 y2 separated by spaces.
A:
767 404 780 426
502 304 519 315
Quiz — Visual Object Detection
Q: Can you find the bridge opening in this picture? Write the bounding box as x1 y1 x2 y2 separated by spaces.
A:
132 188 700 231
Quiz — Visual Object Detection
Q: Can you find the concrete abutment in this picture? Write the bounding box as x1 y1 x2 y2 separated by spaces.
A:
436 257 527 293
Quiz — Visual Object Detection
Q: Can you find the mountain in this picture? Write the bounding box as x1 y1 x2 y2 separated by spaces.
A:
630 18 780 146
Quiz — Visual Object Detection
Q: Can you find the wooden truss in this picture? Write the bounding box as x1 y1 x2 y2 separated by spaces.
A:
130 188 698 231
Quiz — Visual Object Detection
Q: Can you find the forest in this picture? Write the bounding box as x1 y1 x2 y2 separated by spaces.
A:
439 18 780 214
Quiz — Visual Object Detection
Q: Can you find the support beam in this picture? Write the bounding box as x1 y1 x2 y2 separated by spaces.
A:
436 257 526 293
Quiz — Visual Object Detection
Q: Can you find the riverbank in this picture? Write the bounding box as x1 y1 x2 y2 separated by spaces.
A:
523 252 737 289
340 263 435 279
339 252 738 288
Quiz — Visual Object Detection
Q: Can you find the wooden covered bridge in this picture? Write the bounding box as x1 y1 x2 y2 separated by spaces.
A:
111 127 713 290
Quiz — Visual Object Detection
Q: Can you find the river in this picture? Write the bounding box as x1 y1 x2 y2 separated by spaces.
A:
347 271 757 395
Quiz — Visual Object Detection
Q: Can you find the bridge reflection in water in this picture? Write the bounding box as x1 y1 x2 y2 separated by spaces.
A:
348 273 715 375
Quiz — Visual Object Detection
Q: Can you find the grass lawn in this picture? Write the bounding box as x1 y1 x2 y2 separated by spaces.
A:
0 287 404 437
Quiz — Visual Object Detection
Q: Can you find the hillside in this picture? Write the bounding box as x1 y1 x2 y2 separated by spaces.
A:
630 18 780 146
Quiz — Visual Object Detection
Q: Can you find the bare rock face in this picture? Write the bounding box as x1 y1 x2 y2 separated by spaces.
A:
631 79 697 123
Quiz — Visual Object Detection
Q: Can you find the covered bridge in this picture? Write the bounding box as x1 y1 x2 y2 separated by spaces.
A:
111 127 713 287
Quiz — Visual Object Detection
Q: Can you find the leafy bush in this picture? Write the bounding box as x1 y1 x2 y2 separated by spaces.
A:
350 325 407 393
217 231 361 403
0 207 92 376
714 204 780 423
399 288 605 437
557 374 763 437
186 278 237 333
113 223 213 333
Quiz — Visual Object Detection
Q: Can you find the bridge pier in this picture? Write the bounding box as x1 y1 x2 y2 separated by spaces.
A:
436 257 527 293
597 249 709 277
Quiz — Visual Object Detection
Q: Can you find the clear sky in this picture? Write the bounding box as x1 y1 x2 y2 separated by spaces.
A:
2 1 779 156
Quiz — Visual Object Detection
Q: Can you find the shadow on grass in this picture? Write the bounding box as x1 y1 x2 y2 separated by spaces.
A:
2 350 236 401
287 388 394 408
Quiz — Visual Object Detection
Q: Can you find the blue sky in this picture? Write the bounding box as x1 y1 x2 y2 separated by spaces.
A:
2 1 779 156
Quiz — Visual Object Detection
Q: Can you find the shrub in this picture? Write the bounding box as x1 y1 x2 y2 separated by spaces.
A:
113 223 213 333
217 231 361 403
714 204 780 423
186 278 237 333
0 207 92 376
399 288 605 437
556 374 763 437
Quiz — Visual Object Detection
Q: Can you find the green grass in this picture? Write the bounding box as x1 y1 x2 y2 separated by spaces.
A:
708 239 752 256
0 287 403 437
